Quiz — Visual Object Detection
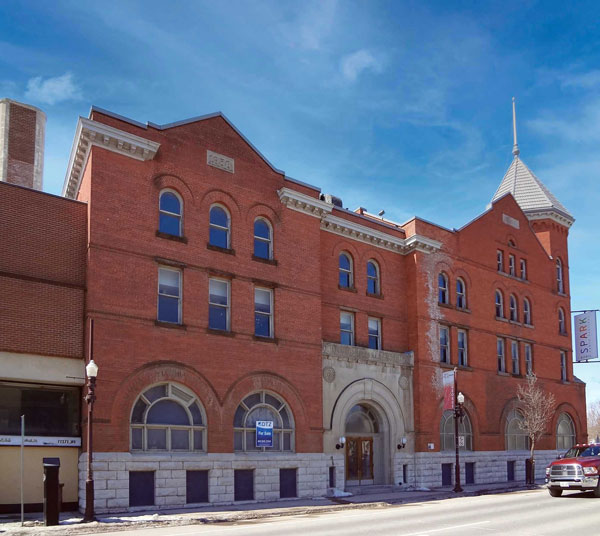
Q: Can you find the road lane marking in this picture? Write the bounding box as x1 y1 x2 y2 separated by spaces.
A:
400 520 491 536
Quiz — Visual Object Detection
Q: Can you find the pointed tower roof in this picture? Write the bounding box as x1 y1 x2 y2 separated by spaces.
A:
491 98 574 227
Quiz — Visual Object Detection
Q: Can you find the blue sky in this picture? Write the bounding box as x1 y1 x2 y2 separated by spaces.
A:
2 1 599 406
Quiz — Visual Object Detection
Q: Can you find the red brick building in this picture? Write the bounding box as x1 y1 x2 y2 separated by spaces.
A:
1 101 586 513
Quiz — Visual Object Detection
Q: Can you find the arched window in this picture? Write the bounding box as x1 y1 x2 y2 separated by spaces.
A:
253 218 272 259
130 383 206 452
523 298 532 325
233 391 294 452
556 258 564 293
440 410 473 451
366 260 380 295
495 290 504 318
506 409 529 450
509 294 518 322
159 190 182 236
556 413 576 450
438 273 449 304
346 404 379 433
339 252 353 288
456 278 466 309
558 308 566 334
209 205 230 249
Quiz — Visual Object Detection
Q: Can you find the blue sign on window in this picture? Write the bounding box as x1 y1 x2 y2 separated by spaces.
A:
256 420 273 448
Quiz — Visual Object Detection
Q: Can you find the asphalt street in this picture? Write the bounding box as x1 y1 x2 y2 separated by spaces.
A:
87 488 600 536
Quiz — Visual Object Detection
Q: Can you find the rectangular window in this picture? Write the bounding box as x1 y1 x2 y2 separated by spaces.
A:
508 254 515 276
0 382 80 437
234 469 254 501
440 326 450 364
497 338 505 372
458 330 467 367
511 340 519 374
209 278 230 331
524 344 533 375
254 288 273 338
279 468 297 498
129 471 155 507
560 351 567 381
520 259 527 280
186 470 209 504
497 250 504 272
465 462 475 485
340 312 354 346
158 267 181 324
507 460 515 481
368 317 381 350
442 463 453 486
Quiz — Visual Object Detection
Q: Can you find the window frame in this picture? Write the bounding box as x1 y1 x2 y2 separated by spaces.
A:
368 317 381 350
457 329 468 367
524 343 533 375
439 325 450 364
497 338 506 372
506 409 529 451
253 217 273 260
438 273 449 304
339 252 354 289
366 260 380 295
340 311 355 346
456 278 466 309
254 287 274 338
495 290 504 318
440 409 473 451
556 413 576 450
509 294 518 322
233 390 294 453
158 189 183 237
508 254 516 276
558 308 566 334
523 298 532 325
511 340 519 375
497 250 504 272
157 266 182 324
130 382 206 452
208 277 230 331
520 259 527 280
209 204 231 249
556 258 564 294
560 351 568 381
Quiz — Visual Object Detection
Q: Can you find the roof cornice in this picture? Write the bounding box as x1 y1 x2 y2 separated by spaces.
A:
525 209 575 228
62 118 160 198
278 188 442 255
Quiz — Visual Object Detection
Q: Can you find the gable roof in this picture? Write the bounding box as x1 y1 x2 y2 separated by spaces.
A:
491 156 574 227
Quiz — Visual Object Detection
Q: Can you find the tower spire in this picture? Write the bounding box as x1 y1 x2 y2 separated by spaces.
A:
512 97 520 157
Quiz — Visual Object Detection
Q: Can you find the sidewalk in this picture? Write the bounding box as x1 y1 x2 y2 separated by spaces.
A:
0 481 545 535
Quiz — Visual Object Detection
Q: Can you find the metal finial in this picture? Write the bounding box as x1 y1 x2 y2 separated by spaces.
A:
512 97 520 156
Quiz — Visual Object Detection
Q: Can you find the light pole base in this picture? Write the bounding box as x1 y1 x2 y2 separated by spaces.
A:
82 479 95 523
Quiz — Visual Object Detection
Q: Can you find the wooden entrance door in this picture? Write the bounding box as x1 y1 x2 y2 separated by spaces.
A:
346 437 374 483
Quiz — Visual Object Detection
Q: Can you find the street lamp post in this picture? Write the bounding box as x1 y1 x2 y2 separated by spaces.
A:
453 386 465 493
83 358 98 522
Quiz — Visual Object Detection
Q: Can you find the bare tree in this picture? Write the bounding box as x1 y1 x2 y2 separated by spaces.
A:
517 374 556 478
588 400 600 442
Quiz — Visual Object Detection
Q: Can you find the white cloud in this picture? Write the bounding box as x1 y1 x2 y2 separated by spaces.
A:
295 0 337 50
340 49 382 82
528 98 600 143
25 72 82 105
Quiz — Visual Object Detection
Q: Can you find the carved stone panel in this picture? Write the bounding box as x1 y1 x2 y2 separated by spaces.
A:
207 150 234 173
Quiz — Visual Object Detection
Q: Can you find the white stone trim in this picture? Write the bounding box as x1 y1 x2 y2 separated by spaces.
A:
277 187 333 218
525 209 574 228
62 118 160 199
79 452 340 513
0 351 85 385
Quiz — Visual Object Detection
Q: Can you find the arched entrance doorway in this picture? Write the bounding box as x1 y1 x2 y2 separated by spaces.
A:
344 403 386 486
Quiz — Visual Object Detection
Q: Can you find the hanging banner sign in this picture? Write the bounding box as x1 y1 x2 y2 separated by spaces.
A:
255 421 273 448
575 312 598 362
0 436 81 447
443 370 455 411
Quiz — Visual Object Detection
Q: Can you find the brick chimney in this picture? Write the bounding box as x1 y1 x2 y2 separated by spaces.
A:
0 99 46 190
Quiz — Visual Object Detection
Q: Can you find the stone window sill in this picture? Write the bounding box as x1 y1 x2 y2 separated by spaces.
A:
253 335 278 344
366 292 384 299
458 365 472 371
497 371 510 377
496 316 508 323
509 320 521 326
206 328 235 337
440 361 453 369
155 320 187 330
207 243 235 255
438 302 453 309
156 230 188 244
252 255 278 266
456 307 471 314
338 285 357 293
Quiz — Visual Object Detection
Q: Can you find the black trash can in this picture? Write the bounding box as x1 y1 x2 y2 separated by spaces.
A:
43 457 60 526
525 458 535 485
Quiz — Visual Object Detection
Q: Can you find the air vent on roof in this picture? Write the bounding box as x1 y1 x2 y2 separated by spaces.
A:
320 193 343 208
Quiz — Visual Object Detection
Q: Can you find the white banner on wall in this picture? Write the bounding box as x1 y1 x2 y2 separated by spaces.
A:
0 436 81 447
574 311 598 362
